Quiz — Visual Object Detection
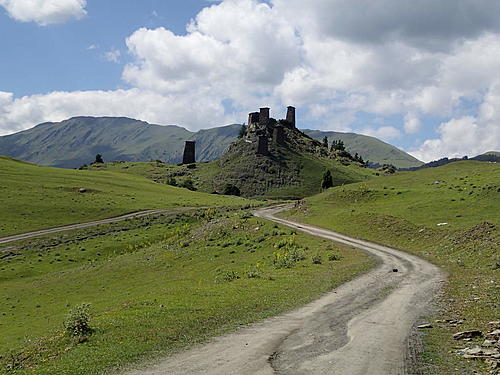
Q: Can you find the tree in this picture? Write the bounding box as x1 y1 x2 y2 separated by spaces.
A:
238 124 247 139
94 154 104 164
330 139 345 152
322 136 329 149
321 170 333 189
223 183 241 196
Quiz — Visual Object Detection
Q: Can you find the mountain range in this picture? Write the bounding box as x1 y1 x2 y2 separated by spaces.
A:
0 116 423 169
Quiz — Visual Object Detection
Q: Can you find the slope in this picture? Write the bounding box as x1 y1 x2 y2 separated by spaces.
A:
282 161 499 374
304 129 423 169
0 117 241 169
0 156 250 236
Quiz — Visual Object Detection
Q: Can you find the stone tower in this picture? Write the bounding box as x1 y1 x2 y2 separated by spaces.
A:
286 106 296 128
256 135 269 155
247 112 260 132
273 125 285 145
260 107 270 127
182 141 196 164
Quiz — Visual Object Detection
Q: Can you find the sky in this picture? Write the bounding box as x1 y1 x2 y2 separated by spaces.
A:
0 0 499 162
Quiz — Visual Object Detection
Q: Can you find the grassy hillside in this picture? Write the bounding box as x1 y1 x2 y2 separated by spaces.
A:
0 156 251 237
0 116 422 169
0 117 241 168
0 208 373 374
85 126 377 199
304 129 423 169
281 161 499 374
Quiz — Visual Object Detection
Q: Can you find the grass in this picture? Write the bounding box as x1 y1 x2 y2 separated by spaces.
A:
280 161 499 374
0 209 373 374
0 156 254 237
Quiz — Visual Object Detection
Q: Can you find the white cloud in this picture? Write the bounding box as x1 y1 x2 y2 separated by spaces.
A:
0 0 87 25
360 126 401 142
0 89 231 135
404 113 421 134
104 49 121 63
410 81 500 161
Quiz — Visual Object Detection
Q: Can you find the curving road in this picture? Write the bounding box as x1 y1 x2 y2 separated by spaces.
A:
121 205 445 375
0 209 169 245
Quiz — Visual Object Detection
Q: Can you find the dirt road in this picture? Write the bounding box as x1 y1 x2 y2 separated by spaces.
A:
0 209 168 245
121 205 444 375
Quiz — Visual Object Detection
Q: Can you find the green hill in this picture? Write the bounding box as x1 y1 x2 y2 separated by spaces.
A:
0 156 250 236
0 117 422 169
303 129 423 169
0 117 241 169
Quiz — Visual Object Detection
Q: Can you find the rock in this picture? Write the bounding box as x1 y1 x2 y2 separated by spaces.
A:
453 330 483 340
483 339 497 347
488 321 500 328
79 188 87 193
460 346 484 358
418 323 433 329
487 329 500 339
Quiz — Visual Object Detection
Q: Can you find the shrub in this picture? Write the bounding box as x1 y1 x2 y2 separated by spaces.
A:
272 237 306 269
223 184 241 196
64 304 92 337
328 252 341 261
215 270 240 283
180 178 196 191
312 254 323 264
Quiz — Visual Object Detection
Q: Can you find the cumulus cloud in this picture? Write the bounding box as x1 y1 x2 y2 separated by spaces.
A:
0 0 87 25
411 81 500 161
0 89 230 135
360 126 401 142
1 0 500 161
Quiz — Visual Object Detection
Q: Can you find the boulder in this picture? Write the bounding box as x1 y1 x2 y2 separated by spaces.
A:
453 330 483 340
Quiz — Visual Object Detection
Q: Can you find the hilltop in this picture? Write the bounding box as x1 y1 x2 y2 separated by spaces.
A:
0 116 422 169
86 107 377 198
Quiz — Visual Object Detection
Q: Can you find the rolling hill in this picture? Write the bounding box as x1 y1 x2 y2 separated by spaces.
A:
303 129 423 169
0 116 423 169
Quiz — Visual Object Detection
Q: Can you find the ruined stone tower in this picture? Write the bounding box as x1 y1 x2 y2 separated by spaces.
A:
182 141 196 164
273 125 285 145
257 135 269 155
248 112 260 132
286 106 296 128
259 107 270 127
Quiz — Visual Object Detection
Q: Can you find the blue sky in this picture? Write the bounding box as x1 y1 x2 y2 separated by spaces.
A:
0 0 499 161
0 1 208 95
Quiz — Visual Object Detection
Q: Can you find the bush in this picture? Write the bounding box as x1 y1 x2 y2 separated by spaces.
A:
215 270 240 283
328 252 341 261
272 237 306 269
180 178 196 191
223 184 241 196
64 304 92 337
312 254 323 264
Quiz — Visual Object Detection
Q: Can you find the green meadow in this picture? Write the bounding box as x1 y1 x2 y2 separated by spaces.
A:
282 161 499 374
0 156 251 237
0 209 372 374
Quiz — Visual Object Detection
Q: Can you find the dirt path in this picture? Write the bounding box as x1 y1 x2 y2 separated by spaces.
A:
0 209 169 245
120 205 445 375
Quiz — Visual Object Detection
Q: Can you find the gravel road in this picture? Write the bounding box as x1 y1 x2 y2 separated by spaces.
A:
120 205 445 375
0 209 168 245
